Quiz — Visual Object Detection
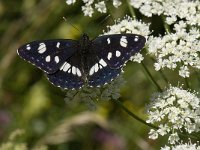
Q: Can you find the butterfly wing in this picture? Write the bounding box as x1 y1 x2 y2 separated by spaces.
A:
87 34 146 87
91 34 146 69
17 34 146 89
46 52 85 89
86 56 121 87
17 39 78 74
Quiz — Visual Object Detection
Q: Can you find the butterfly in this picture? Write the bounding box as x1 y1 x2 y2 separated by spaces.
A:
17 33 146 89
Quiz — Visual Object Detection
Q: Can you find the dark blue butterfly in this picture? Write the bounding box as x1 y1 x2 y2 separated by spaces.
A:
17 33 146 89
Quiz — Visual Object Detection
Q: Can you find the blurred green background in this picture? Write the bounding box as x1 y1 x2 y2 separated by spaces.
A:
0 1 173 150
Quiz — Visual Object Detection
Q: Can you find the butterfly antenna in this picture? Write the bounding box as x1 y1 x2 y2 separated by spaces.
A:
99 15 111 25
90 15 112 40
63 17 82 34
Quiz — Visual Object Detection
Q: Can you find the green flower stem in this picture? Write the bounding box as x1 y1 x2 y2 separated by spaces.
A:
141 61 163 92
126 0 136 18
184 77 190 89
150 57 169 84
113 99 158 129
159 70 169 84
161 15 170 34
195 71 200 87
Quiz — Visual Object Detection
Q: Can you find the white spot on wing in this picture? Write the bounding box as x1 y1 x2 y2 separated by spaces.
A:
45 55 51 62
63 63 71 72
107 38 110 44
94 63 99 72
54 56 59 63
60 62 67 70
76 68 81 77
38 43 46 53
72 66 76 75
116 50 121 57
89 65 95 75
26 44 31 50
99 59 107 67
56 42 60 48
107 52 112 60
134 36 139 42
120 36 128 48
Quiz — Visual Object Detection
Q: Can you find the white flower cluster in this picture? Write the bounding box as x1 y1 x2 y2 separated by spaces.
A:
147 21 200 78
130 0 200 26
66 0 122 17
131 53 144 63
103 16 150 63
103 16 150 36
146 85 200 144
161 142 200 150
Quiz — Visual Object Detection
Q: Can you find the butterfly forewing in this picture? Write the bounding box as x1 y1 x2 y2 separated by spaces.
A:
17 39 78 74
92 34 146 69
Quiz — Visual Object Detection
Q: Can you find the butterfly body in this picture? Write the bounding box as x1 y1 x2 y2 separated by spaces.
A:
78 33 94 80
17 33 146 89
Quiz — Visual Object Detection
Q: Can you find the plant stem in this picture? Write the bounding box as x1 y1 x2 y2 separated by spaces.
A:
195 71 200 87
113 99 158 129
113 99 200 140
159 70 169 84
184 77 190 89
126 0 136 18
161 15 170 34
141 61 163 92
150 57 169 84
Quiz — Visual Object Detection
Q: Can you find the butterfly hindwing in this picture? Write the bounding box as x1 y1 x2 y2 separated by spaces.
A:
46 52 85 89
92 34 146 69
17 39 78 74
81 52 120 87
87 57 121 87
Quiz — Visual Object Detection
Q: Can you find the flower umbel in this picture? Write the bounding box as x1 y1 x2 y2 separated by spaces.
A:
103 16 150 36
66 0 122 17
130 0 200 26
82 4 94 17
146 85 200 144
161 142 200 150
66 0 76 5
147 21 200 78
95 1 107 13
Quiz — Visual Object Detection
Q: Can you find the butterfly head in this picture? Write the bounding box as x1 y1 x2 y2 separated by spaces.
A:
79 33 90 49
